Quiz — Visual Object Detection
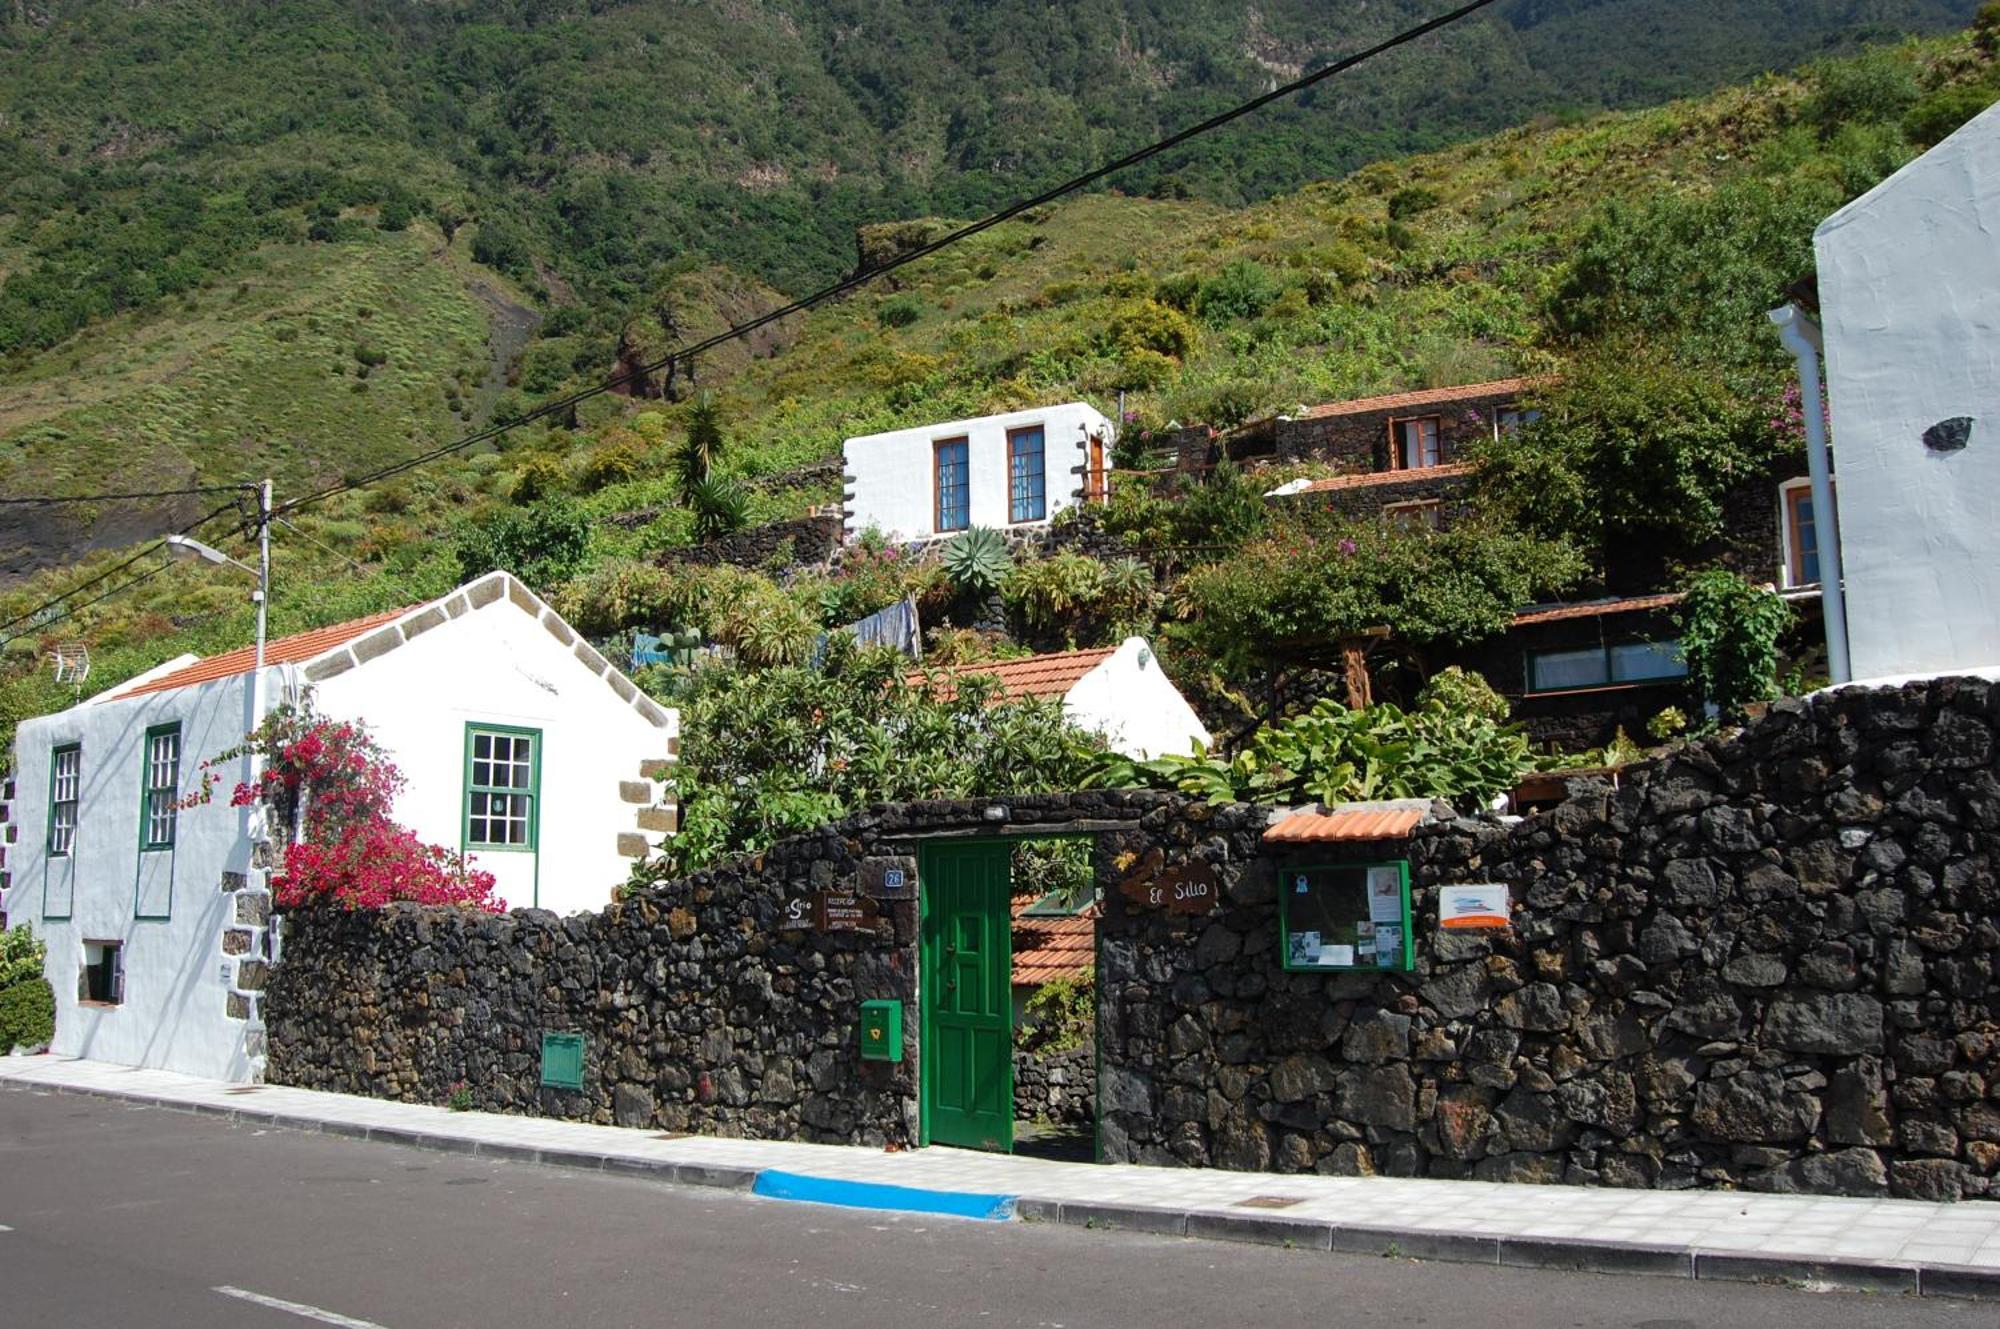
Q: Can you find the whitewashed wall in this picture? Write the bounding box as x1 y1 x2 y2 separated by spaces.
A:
1061 637 1211 760
313 598 672 917
8 671 263 1081
842 402 1113 542
2 582 676 1081
1815 103 2000 679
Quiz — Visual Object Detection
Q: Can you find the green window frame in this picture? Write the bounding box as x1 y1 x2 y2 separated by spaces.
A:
47 743 81 857
1278 859 1414 973
464 723 540 852
139 724 181 851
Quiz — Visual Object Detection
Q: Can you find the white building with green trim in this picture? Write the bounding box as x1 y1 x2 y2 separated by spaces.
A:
0 571 677 1081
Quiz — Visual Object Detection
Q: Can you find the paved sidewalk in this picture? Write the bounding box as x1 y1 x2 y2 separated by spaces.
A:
6 1054 1999 1299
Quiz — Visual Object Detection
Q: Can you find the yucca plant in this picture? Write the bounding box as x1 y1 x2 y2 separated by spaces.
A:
689 476 750 542
941 526 1013 594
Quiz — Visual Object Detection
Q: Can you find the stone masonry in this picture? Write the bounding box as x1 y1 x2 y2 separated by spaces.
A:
272 680 2000 1200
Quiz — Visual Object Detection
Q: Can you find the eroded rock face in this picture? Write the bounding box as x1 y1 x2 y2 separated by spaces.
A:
271 681 2000 1201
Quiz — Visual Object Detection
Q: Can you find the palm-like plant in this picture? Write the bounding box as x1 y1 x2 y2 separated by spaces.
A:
674 394 726 505
940 526 1012 595
689 476 750 542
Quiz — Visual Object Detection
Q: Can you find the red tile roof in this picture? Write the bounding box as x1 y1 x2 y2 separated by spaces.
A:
1263 807 1425 844
1297 377 1537 421
1013 900 1098 986
1282 463 1474 496
112 606 418 700
912 646 1114 702
1511 593 1682 627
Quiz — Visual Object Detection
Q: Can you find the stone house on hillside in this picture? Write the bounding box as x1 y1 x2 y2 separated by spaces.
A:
0 571 677 1083
1223 378 1827 747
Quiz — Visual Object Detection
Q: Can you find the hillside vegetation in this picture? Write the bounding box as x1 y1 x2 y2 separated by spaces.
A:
4 14 2000 764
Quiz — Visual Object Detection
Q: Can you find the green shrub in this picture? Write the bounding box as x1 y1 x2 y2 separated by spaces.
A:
1903 84 2000 147
0 923 46 989
1004 552 1110 632
508 453 568 503
554 559 677 635
1803 48 1920 138
0 978 54 1053
453 499 593 589
689 477 750 542
1021 975 1095 1053
1417 666 1510 724
1104 299 1196 360
1387 186 1439 220
1154 270 1201 312
1978 1 2000 56
578 440 645 492
1194 260 1279 324
876 294 922 328
1118 347 1176 389
1095 697 1532 808
1677 569 1793 718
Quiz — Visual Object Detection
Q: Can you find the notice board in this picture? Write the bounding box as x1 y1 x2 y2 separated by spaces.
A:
1279 860 1414 973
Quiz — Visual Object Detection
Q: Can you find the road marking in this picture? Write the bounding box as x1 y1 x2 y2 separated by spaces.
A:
213 1286 391 1328
0 1224 13 1232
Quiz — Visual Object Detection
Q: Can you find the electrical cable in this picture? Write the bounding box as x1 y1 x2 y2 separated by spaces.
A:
271 0 1503 520
0 482 254 506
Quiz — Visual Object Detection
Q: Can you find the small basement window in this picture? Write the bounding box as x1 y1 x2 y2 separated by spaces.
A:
82 941 124 1006
1527 640 1686 694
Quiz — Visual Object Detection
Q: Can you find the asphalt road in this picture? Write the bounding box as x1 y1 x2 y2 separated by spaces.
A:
0 1088 1986 1329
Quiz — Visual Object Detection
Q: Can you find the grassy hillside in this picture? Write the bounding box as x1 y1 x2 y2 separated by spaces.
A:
3 18 1998 755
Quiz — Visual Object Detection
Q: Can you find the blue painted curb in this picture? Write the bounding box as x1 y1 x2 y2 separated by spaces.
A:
752 1169 1016 1221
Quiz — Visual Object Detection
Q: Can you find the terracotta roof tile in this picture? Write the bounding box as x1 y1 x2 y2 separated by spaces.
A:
1282 463 1474 496
1012 901 1098 986
112 606 419 700
1298 377 1537 421
912 646 1114 702
1263 808 1425 844
1511 593 1682 627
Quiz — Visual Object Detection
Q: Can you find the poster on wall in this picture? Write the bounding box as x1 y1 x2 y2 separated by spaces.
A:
1439 884 1511 930
1280 861 1414 972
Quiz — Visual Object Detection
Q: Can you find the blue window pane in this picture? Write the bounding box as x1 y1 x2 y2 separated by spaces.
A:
1008 427 1046 523
935 439 969 532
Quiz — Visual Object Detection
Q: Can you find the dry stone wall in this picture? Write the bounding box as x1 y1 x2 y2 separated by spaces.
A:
1101 679 2000 1200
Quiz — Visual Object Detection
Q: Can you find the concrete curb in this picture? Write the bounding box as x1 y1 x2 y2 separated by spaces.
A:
10 1077 2000 1300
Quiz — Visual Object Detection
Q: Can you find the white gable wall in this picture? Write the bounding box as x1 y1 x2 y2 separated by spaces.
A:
842 402 1113 543
1060 637 1212 760
1815 102 2000 678
312 593 672 917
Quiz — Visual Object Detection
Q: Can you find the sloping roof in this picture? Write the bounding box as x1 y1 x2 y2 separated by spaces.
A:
114 607 417 699
1511 593 1683 627
1297 377 1535 421
912 646 1114 701
1278 463 1474 497
1263 807 1425 844
1013 901 1098 986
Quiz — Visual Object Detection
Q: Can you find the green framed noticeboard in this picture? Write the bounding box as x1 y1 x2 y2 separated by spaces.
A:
1280 860 1414 973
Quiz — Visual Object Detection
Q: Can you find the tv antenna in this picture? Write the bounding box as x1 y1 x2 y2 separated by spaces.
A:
49 642 91 695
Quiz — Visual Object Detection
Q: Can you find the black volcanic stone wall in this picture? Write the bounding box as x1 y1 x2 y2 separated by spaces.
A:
1100 680 2000 1200
273 681 2000 1199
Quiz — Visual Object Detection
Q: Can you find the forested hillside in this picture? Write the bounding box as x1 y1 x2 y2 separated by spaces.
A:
2 5 1997 760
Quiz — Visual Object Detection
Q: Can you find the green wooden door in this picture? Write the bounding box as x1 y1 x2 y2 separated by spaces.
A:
921 841 1014 1152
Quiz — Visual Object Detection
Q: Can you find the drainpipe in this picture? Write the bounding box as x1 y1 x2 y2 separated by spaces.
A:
1768 303 1852 685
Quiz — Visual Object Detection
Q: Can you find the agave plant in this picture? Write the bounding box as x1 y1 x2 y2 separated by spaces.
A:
688 476 750 542
940 526 1013 594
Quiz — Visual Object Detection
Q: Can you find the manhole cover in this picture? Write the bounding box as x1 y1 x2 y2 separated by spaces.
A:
1235 1195 1305 1210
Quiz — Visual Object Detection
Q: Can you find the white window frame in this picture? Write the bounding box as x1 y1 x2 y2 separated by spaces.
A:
1778 476 1830 590
48 743 81 856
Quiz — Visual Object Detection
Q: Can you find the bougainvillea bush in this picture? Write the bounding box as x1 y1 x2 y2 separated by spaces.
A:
218 701 502 912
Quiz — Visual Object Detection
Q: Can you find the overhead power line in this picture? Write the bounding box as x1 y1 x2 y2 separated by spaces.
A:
0 497 245 645
0 482 254 507
273 0 1503 520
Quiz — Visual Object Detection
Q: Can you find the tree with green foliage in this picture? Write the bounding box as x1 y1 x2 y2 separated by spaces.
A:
0 924 55 1053
1469 355 1795 566
452 499 593 590
636 637 1102 876
1676 568 1794 718
1171 516 1583 686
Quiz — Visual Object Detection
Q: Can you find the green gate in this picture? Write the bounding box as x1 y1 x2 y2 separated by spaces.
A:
919 840 1014 1152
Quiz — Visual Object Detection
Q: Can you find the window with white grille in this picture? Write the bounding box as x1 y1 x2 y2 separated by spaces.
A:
141 726 180 850
48 744 80 856
466 726 539 850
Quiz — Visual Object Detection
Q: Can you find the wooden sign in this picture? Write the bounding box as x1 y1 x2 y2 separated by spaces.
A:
816 891 881 933
1119 849 1221 916
779 896 814 930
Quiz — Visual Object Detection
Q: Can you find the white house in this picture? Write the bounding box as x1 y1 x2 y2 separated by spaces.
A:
1808 101 2000 681
916 637 1210 759
0 571 676 1082
842 402 1114 543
